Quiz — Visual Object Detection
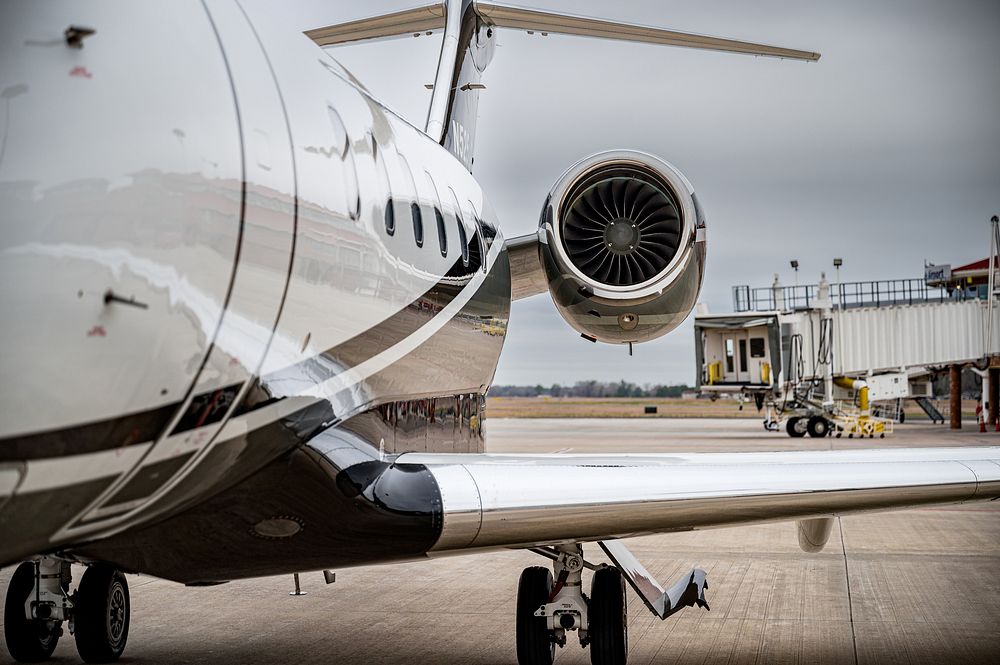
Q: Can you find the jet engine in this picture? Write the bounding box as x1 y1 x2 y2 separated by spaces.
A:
538 150 706 345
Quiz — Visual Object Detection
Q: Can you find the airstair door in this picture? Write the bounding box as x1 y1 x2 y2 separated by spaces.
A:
722 335 747 383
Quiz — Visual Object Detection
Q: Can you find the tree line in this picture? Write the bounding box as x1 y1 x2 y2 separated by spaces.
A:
490 381 695 398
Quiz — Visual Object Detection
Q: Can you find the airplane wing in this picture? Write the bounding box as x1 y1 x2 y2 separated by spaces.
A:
397 447 1000 552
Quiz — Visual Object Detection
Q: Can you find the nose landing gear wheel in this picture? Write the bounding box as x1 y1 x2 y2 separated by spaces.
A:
516 566 555 665
589 567 627 665
4 562 60 663
74 565 129 663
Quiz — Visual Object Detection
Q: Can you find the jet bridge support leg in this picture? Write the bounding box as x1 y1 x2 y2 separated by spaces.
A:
950 364 962 430
989 367 999 428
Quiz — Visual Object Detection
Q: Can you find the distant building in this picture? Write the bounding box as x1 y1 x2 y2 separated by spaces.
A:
925 256 998 299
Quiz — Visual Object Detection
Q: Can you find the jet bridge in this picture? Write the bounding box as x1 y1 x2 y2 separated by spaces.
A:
696 266 1000 436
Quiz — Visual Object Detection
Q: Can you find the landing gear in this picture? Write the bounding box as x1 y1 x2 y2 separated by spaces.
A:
516 567 555 665
806 416 830 438
786 417 807 437
589 567 627 665
517 543 710 665
74 565 130 663
3 560 130 664
517 545 630 665
4 562 61 662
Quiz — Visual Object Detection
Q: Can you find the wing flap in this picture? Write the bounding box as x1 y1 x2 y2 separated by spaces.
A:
474 2 821 61
402 447 1000 552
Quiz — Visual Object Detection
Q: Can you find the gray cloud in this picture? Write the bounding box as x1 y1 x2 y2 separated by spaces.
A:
293 0 1000 384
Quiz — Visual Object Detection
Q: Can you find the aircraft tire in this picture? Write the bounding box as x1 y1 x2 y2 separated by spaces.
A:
786 417 807 438
516 566 554 665
807 416 830 438
74 565 129 663
589 566 627 665
4 562 60 663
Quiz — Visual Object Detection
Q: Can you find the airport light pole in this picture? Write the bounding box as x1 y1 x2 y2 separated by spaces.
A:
833 258 843 378
833 258 843 310
790 260 799 308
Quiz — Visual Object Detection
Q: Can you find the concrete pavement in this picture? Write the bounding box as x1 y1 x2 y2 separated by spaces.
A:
2 419 998 664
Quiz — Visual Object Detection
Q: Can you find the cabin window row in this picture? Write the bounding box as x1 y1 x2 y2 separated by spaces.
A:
382 194 483 270
372 133 485 270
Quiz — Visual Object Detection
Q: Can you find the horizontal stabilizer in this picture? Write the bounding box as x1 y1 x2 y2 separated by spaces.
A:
474 2 821 60
305 3 446 46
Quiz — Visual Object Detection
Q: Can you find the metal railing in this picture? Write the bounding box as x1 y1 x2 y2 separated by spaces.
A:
732 278 983 312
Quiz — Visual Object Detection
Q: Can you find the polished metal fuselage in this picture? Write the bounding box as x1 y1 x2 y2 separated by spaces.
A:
0 0 508 563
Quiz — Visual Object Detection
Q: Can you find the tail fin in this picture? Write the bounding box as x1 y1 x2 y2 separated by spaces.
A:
307 1 820 171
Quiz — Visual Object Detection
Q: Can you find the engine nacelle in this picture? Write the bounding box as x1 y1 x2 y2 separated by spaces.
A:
538 150 706 344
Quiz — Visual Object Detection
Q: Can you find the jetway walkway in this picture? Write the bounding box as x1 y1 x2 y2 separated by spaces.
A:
696 296 998 392
798 299 997 380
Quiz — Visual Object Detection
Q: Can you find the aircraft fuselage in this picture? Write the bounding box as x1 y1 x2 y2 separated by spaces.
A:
0 0 510 567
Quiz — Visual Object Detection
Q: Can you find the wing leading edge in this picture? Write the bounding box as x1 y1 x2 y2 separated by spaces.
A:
397 447 1000 552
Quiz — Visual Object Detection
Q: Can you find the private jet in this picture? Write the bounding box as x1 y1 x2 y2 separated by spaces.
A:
1 2 998 664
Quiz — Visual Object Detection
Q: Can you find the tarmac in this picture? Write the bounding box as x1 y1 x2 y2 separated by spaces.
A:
2 418 999 664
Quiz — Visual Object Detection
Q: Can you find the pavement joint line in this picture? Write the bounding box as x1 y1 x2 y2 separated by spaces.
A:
838 517 860 665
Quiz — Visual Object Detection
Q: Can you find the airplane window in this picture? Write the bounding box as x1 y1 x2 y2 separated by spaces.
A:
325 105 359 220
468 201 487 273
411 202 423 247
385 197 395 235
457 216 469 266
424 172 447 258
449 187 470 267
435 208 447 257
372 135 393 236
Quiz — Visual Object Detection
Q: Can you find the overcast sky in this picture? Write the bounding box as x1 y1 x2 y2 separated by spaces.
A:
289 0 1000 386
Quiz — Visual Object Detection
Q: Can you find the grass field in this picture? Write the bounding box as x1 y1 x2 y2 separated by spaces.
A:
486 396 983 420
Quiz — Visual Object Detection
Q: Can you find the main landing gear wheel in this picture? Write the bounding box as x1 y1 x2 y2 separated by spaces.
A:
516 566 555 665
786 417 807 438
807 416 830 438
4 562 60 663
589 567 627 665
74 565 130 663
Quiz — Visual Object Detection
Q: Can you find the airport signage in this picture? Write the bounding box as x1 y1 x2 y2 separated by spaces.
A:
924 264 951 285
